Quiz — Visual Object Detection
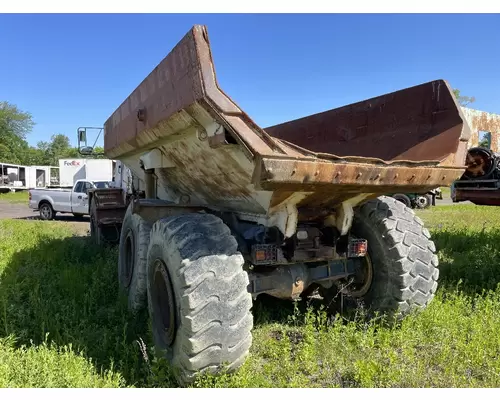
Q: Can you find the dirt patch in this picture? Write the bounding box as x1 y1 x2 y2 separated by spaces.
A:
0 200 90 237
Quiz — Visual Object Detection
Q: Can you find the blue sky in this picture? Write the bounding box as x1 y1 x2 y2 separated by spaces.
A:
1 13 500 148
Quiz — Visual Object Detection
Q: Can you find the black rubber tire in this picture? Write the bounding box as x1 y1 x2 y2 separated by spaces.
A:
323 196 439 320
146 213 253 386
39 202 55 220
392 193 412 208
415 194 432 209
117 204 152 313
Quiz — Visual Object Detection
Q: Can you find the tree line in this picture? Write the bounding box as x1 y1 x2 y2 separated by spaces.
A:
0 101 104 167
1 90 476 166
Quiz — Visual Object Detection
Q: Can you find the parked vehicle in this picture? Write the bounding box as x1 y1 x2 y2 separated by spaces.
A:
1 163 60 192
452 147 500 205
391 188 441 209
28 179 114 220
78 25 470 385
57 158 114 188
0 162 28 192
26 165 59 189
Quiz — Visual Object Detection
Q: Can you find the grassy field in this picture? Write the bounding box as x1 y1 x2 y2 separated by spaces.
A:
438 185 451 200
1 203 500 388
0 190 29 204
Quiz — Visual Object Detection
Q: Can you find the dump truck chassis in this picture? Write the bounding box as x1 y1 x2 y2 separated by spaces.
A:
89 187 439 384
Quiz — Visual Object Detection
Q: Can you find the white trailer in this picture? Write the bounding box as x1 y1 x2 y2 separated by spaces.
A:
58 158 114 188
0 162 27 192
25 166 52 189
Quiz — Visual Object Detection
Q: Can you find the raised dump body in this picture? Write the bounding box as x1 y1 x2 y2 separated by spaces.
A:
102 25 470 232
84 25 471 386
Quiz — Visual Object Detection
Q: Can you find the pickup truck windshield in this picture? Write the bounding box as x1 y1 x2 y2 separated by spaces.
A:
93 181 113 189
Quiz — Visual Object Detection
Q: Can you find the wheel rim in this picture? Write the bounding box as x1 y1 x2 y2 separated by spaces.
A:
41 205 51 219
123 229 135 288
416 196 429 208
151 258 177 347
336 254 373 298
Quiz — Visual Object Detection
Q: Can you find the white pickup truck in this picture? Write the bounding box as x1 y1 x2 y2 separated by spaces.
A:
29 179 114 220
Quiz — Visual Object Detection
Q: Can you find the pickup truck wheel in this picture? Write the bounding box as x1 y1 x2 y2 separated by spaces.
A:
146 213 253 386
321 196 439 320
39 202 55 221
117 204 152 313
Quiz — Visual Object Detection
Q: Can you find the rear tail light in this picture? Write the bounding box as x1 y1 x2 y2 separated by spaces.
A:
251 244 278 265
348 238 368 258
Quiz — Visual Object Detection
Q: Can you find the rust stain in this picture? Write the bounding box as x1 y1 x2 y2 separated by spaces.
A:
103 25 468 170
461 107 500 152
258 158 463 193
265 80 469 166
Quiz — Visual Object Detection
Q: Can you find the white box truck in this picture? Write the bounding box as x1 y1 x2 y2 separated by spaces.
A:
58 158 114 187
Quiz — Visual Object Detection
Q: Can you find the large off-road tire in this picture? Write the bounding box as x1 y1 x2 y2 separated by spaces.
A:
146 213 253 386
117 204 152 313
39 201 55 220
323 196 439 320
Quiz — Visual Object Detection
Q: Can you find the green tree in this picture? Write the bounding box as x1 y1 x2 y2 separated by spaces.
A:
0 102 34 164
453 88 475 107
1 100 107 166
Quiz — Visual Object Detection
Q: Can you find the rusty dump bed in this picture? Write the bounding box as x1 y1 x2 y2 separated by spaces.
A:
103 25 470 216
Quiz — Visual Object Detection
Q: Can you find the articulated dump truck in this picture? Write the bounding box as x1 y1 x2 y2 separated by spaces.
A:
81 25 471 385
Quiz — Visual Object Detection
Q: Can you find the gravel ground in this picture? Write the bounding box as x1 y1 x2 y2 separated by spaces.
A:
0 200 90 236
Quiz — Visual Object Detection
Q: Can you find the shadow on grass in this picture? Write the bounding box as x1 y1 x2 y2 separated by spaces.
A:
432 227 500 296
0 231 296 387
1 224 499 387
0 234 156 387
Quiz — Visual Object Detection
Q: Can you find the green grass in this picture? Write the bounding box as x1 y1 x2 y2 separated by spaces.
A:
0 190 29 204
439 185 451 199
1 204 500 387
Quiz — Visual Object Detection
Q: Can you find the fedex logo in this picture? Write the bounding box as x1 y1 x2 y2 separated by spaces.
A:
64 160 81 167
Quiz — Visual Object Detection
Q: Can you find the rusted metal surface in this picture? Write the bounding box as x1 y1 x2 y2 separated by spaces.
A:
102 24 470 217
451 146 500 206
453 188 500 206
463 147 497 179
92 188 126 209
247 258 359 300
266 80 470 167
262 158 463 210
90 188 128 228
461 107 500 151
130 198 206 224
